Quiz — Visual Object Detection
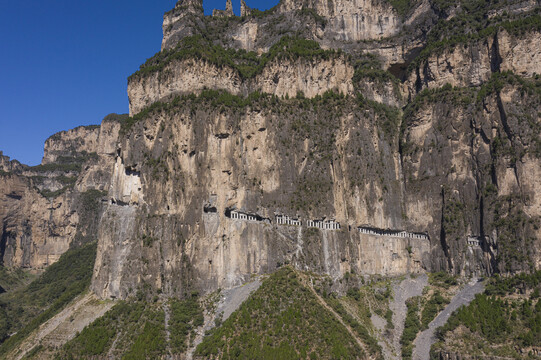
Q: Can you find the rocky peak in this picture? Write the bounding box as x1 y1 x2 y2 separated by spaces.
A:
0 151 24 173
162 0 205 50
174 0 204 14
213 0 235 17
162 0 407 51
240 0 252 16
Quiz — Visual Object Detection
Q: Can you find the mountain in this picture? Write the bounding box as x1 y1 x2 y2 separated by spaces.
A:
1 0 541 358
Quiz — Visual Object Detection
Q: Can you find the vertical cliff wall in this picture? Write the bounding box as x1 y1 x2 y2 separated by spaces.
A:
90 0 541 299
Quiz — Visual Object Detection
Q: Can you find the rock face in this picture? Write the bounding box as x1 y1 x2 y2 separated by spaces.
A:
410 29 541 92
0 152 24 173
89 0 541 300
240 0 251 17
278 0 402 41
0 115 124 269
161 0 421 54
92 95 435 298
128 56 355 115
0 173 76 269
41 125 101 164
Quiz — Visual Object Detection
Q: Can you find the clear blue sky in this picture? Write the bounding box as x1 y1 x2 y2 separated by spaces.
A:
0 0 278 166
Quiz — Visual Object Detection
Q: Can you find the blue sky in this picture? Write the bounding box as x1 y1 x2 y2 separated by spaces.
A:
0 0 279 166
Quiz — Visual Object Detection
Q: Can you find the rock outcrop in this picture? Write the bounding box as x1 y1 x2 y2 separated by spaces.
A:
128 56 355 115
410 29 541 92
213 0 235 17
278 0 402 41
240 0 251 17
161 0 426 55
0 115 124 269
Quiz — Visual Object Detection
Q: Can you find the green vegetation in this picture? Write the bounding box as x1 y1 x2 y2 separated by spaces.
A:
442 198 467 242
60 301 166 359
80 189 106 214
102 113 129 123
169 294 204 354
340 274 394 332
0 267 31 294
296 8 327 26
352 55 400 91
485 271 541 296
388 0 414 16
196 267 366 359
30 162 82 174
21 344 43 359
492 197 537 272
121 90 277 134
357 94 401 141
61 292 203 358
123 313 167 360
421 291 449 329
142 234 157 247
397 274 456 359
249 5 279 19
478 71 541 101
0 307 8 344
429 272 458 289
401 296 422 359
0 242 97 356
324 295 383 359
433 271 541 358
130 35 341 80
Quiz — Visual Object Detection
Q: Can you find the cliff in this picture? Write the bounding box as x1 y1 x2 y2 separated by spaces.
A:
0 115 124 269
2 0 541 302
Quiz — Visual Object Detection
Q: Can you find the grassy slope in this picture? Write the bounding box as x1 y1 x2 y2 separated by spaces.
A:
59 301 166 359
195 267 368 360
59 295 205 359
61 267 387 359
0 242 97 356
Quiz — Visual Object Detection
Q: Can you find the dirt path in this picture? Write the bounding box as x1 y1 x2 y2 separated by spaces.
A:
9 292 114 360
389 274 428 359
412 279 484 360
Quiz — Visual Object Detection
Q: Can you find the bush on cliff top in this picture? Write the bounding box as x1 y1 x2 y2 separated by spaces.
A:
129 35 341 81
